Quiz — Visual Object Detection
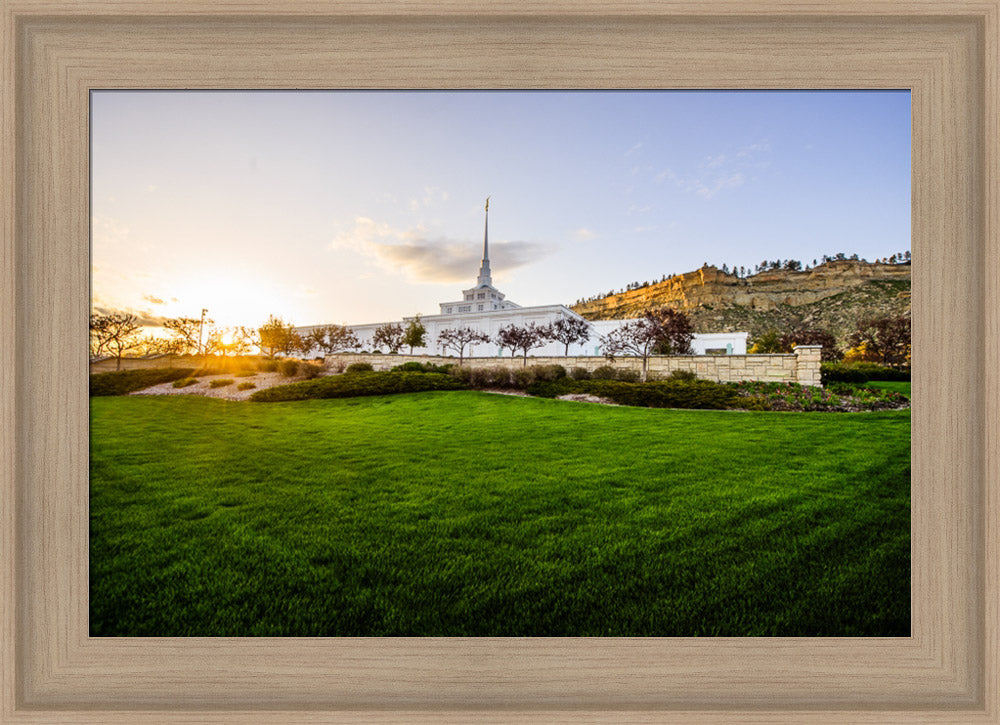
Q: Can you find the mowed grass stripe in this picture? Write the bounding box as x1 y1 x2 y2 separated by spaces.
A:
90 392 910 636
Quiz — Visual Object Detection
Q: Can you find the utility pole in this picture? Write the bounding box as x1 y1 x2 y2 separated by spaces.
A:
198 308 207 356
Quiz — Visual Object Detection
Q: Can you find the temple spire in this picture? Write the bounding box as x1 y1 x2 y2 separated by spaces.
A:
476 196 492 286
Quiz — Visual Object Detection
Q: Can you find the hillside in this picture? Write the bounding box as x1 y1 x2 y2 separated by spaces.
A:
571 260 911 349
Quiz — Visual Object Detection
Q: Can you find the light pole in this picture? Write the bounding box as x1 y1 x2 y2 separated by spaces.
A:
198 308 207 356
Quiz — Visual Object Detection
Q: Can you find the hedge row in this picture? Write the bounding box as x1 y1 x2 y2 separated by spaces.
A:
90 367 194 397
249 371 466 402
821 362 910 383
525 377 739 410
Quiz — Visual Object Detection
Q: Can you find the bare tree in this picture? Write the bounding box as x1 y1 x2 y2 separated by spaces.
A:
317 324 360 355
495 323 551 366
90 312 142 370
373 322 405 353
546 316 592 356
163 317 208 356
438 326 490 365
599 318 662 381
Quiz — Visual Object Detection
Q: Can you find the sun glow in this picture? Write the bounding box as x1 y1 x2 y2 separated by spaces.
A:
164 274 295 330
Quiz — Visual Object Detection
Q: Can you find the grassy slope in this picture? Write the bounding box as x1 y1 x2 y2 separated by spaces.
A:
90 392 910 637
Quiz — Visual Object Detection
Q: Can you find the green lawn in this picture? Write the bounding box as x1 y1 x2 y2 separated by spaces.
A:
867 380 911 396
90 392 910 637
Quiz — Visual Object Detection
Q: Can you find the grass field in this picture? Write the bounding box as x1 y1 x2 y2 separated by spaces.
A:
90 391 910 637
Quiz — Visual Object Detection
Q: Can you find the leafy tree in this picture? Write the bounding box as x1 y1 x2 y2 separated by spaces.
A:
848 315 911 368
90 312 142 370
258 315 295 358
373 322 405 354
231 326 259 356
403 315 427 354
779 328 841 362
646 307 694 355
437 326 490 365
547 316 592 356
495 323 551 366
748 329 783 354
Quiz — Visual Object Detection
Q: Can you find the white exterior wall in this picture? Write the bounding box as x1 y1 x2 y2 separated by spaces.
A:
297 314 748 358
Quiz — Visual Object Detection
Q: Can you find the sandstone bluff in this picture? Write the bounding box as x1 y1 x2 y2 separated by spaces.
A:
571 259 911 349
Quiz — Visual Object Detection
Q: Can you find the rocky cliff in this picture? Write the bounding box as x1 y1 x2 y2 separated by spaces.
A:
571 260 911 349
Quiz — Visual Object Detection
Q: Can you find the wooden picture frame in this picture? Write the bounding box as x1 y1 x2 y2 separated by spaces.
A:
2 1 997 722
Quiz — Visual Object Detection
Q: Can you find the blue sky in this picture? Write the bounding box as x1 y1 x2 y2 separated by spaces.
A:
91 90 910 329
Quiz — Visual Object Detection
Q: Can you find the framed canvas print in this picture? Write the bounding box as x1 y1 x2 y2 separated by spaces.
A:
2 1 998 723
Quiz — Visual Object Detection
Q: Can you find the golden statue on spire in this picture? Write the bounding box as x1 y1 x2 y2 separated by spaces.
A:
485 196 490 212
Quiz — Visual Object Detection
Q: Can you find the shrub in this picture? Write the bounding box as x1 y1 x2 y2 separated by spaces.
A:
591 365 618 380
250 371 467 402
345 362 374 374
510 367 536 389
209 379 234 388
615 368 641 383
530 364 566 382
90 367 194 397
448 365 472 384
258 359 279 373
668 369 698 382
525 378 576 398
172 377 199 388
237 382 256 391
569 367 591 381
392 361 454 374
300 362 323 380
279 359 300 377
469 366 511 388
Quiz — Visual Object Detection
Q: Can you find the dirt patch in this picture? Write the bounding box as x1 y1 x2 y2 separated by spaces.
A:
556 393 619 406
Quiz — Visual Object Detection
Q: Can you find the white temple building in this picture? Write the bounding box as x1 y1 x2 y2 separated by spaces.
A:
297 201 748 358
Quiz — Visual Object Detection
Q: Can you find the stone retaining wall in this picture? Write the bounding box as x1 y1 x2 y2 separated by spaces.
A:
331 345 823 387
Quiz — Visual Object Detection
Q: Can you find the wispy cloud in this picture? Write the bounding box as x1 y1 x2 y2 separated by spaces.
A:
624 142 643 157
332 217 553 284
572 227 596 241
143 294 166 305
654 140 770 200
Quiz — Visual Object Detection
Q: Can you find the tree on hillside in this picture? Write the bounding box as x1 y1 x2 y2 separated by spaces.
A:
547 316 592 356
646 307 694 355
847 315 911 368
779 328 841 361
231 326 259 356
403 316 427 354
373 322 405 354
495 323 552 366
438 326 490 365
90 312 142 370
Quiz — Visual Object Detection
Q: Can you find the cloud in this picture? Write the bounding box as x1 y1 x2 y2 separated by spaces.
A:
653 140 768 200
143 294 166 305
572 227 596 241
624 142 643 157
91 305 169 328
331 217 554 284
694 172 745 199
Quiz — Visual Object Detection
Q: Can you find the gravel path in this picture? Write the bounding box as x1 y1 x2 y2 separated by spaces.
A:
130 372 309 402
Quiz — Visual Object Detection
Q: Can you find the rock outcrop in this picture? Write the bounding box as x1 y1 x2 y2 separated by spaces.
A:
571 260 911 349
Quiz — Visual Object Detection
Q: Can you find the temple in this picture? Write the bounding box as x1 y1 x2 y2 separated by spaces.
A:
297 199 748 358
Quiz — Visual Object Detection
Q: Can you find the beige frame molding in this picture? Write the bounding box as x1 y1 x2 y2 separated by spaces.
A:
1 1 997 723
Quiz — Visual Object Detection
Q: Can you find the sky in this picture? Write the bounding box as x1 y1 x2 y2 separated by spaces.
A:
91 90 910 330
